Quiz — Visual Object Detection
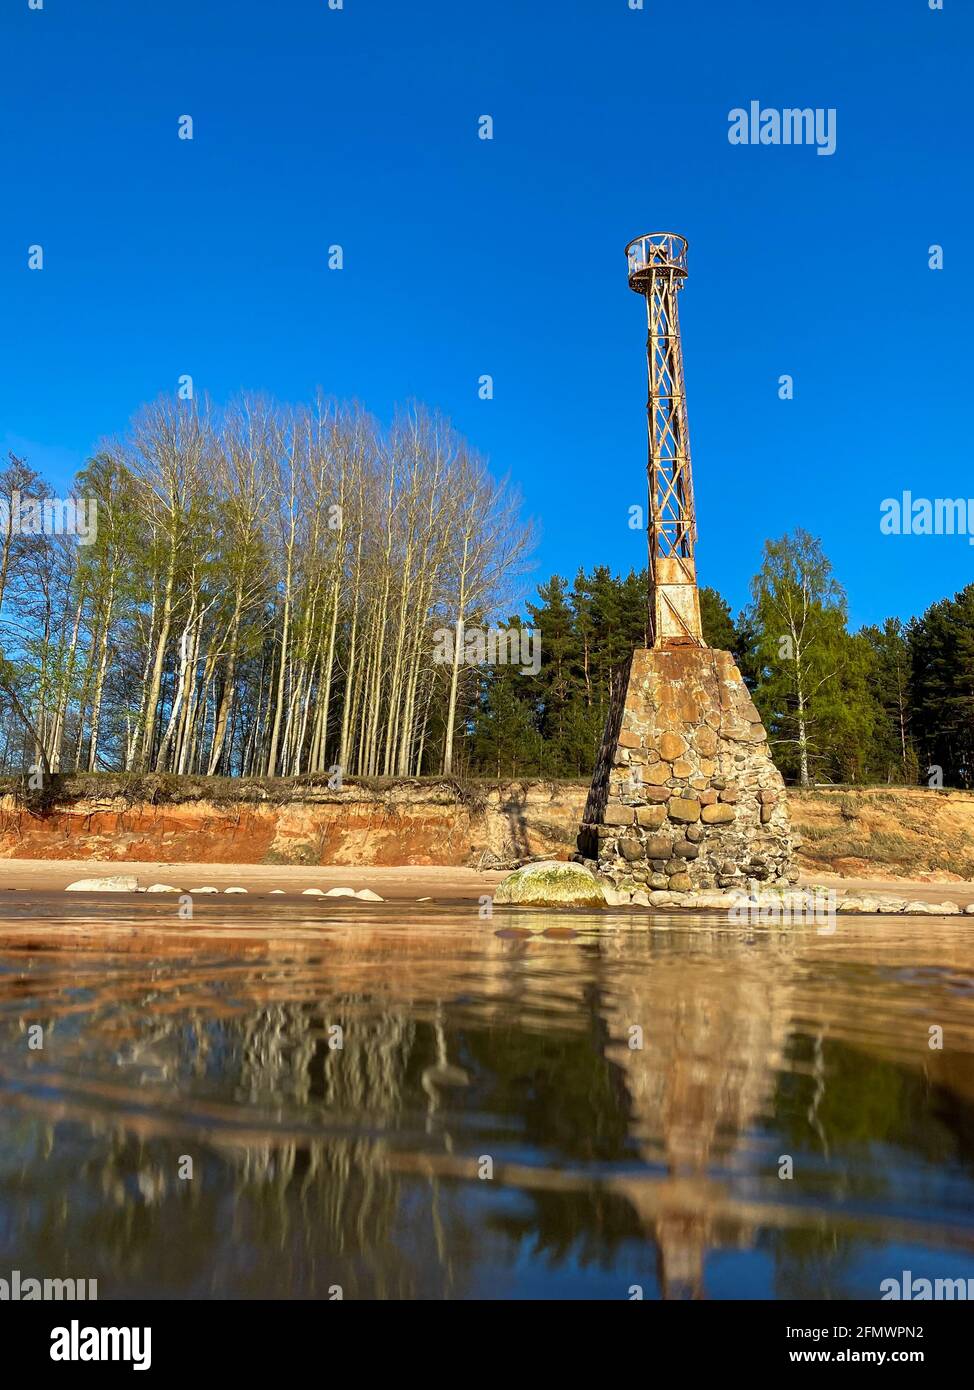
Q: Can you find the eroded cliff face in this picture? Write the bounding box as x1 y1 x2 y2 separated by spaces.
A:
2 777 971 877
0 778 587 867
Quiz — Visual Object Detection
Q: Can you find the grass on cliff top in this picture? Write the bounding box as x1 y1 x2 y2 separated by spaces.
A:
0 770 587 812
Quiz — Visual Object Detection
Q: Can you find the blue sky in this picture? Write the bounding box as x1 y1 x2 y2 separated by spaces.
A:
2 0 970 627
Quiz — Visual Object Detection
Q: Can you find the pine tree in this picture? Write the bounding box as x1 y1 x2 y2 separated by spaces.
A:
859 618 917 783
470 657 541 777
699 586 738 652
526 575 578 767
910 584 974 788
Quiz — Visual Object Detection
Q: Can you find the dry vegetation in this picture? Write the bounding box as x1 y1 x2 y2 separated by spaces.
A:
790 787 974 880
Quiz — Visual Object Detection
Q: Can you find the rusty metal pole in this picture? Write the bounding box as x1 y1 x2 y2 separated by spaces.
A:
625 233 704 647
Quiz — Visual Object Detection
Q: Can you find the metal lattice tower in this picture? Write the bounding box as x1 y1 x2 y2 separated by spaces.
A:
625 232 704 647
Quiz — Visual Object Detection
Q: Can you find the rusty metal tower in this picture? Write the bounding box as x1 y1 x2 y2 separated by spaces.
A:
625 232 704 647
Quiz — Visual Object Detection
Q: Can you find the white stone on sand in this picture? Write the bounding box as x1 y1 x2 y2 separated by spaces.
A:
602 887 631 907
65 875 139 893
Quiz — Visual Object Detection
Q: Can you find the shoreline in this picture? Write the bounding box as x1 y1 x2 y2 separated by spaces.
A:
0 858 506 901
0 858 971 913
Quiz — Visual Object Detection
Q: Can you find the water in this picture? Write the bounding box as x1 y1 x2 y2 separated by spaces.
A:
1 894 973 1300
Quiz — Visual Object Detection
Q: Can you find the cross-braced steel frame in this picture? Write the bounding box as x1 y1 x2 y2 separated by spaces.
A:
625 233 704 647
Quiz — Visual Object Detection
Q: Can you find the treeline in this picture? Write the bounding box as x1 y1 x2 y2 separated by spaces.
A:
468 529 974 790
0 396 530 779
1 405 970 790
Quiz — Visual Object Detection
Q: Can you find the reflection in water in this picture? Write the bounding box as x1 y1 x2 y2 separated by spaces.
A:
1 896 974 1299
601 931 797 1298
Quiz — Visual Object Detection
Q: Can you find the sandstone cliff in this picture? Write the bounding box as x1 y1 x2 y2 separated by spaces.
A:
0 775 586 868
1 776 972 879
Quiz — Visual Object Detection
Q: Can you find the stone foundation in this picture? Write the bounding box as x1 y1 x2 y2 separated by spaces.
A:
577 646 798 893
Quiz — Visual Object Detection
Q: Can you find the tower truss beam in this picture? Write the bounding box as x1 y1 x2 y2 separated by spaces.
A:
625 232 704 647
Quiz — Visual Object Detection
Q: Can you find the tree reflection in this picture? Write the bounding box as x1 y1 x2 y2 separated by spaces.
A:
2 922 974 1298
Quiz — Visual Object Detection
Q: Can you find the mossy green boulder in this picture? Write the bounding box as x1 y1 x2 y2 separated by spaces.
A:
493 860 606 908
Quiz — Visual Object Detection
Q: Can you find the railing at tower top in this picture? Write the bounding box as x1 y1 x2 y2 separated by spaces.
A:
625 233 689 292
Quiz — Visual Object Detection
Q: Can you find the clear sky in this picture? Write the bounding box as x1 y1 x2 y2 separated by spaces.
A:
2 0 970 628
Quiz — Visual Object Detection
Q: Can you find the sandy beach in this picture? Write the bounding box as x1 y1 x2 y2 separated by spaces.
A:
0 857 508 902
0 857 971 909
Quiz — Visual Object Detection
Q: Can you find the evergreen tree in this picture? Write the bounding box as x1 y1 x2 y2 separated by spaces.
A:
471 568 741 778
469 646 541 777
859 618 917 783
699 586 738 652
526 575 578 767
910 584 974 788
732 606 761 690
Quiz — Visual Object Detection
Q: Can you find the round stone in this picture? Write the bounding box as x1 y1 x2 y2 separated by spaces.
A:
643 834 672 859
673 840 700 859
660 732 686 761
694 727 719 757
